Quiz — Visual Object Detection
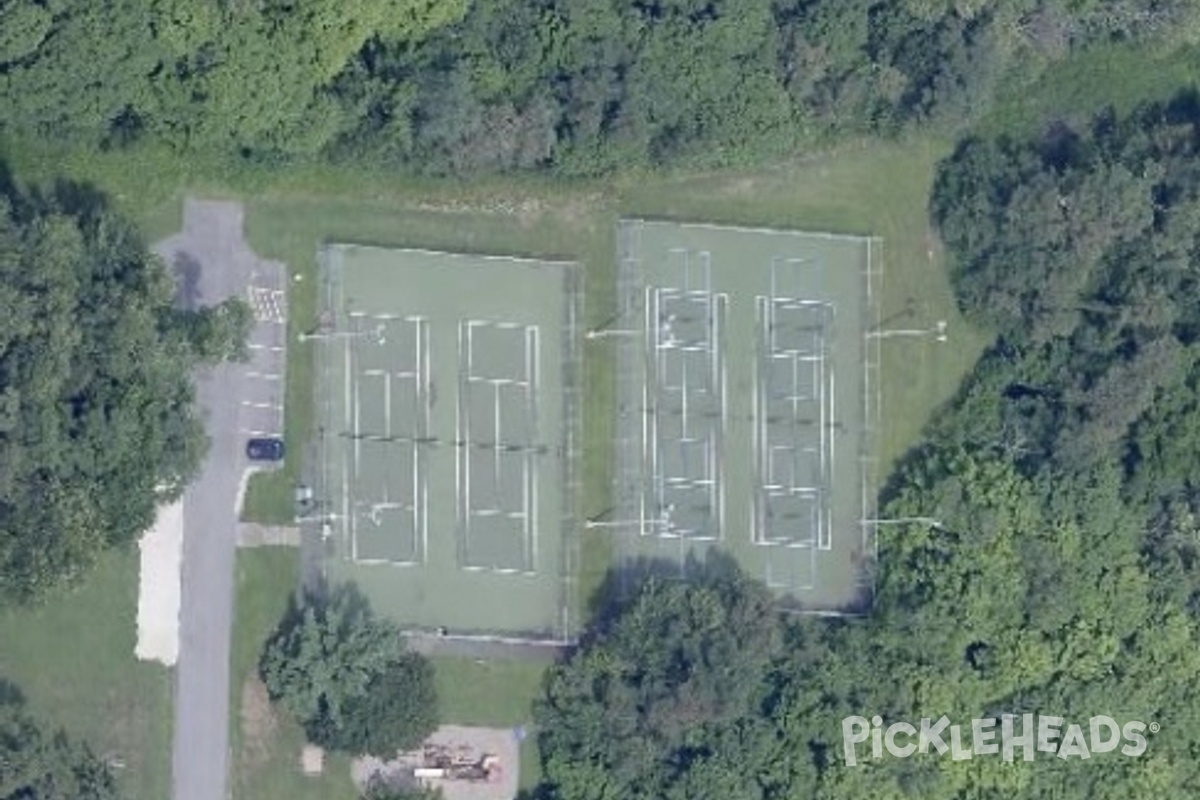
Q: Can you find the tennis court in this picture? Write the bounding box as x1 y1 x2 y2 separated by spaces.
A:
611 220 881 611
315 245 582 641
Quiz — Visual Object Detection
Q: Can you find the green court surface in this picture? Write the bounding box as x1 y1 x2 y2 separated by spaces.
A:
610 220 881 611
317 245 582 640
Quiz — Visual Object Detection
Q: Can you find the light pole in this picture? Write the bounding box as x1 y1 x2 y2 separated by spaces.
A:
585 328 640 340
585 504 676 531
861 516 945 529
297 323 386 344
866 320 948 342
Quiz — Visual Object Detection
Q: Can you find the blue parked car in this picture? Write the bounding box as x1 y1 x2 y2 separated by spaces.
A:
246 437 285 461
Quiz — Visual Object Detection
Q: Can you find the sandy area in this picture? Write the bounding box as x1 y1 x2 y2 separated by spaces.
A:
352 725 519 800
135 498 184 665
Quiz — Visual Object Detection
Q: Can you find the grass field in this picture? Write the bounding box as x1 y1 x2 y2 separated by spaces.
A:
0 549 172 800
229 548 360 800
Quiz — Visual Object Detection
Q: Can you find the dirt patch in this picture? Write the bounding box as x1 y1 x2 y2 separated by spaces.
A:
240 675 278 769
352 725 520 800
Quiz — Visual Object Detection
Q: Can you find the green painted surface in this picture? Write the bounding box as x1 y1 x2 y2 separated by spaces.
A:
318 245 581 639
612 220 878 610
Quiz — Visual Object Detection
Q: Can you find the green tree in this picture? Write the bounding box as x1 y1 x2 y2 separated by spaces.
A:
536 564 784 800
317 652 439 755
259 585 438 755
0 181 246 603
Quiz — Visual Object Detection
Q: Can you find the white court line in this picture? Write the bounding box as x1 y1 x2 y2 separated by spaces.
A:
754 297 764 539
527 325 540 571
819 352 826 475
384 372 392 439
410 438 420 560
334 243 574 269
530 452 539 571
528 324 540 421
642 289 653 453
826 370 836 551
462 324 473 560
866 238 873 304
633 218 874 243
353 361 361 494
421 443 429 563
421 319 432 431
240 401 283 411
343 334 354 561
455 323 463 530
492 382 502 517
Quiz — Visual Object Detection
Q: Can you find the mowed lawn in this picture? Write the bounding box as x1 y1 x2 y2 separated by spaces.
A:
0 548 172 800
229 548 549 799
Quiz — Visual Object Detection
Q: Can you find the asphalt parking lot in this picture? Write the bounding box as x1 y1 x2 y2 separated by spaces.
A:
154 199 288 800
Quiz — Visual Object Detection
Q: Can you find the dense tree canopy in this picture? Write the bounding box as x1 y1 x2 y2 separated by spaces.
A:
534 97 1200 798
538 565 784 800
0 696 122 800
0 181 249 603
0 0 467 157
260 586 438 756
2 0 1197 173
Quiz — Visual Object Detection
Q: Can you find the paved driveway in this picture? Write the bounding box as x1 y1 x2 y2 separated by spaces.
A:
155 199 288 800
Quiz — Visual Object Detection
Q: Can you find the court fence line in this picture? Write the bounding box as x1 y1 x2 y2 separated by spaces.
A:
860 236 884 608
559 262 584 642
612 220 883 615
613 221 646 596
313 243 585 644
314 244 338 587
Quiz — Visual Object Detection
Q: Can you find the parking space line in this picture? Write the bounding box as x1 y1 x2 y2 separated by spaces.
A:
246 371 283 380
247 344 285 353
241 401 284 411
247 287 287 324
